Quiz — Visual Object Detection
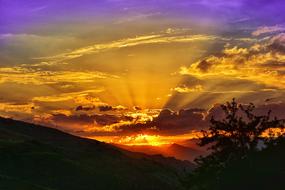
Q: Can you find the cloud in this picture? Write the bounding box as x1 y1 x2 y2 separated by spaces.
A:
75 105 96 111
29 91 108 117
0 33 81 65
36 32 218 64
204 101 285 121
98 105 127 112
74 104 128 112
173 85 204 93
133 106 142 111
89 102 285 137
0 102 37 120
172 82 259 95
34 112 134 132
179 33 285 89
32 90 104 103
110 134 163 146
114 12 161 24
268 33 285 53
0 67 119 85
30 100 285 139
255 102 285 119
252 26 285 36
115 108 207 136
0 102 36 114
30 6 48 12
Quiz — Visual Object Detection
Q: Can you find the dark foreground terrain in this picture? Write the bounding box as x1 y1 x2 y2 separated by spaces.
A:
0 117 193 190
186 140 285 190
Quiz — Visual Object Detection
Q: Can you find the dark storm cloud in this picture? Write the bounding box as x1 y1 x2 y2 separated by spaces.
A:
39 100 285 137
98 105 128 112
116 102 285 136
118 108 207 136
75 105 95 111
50 113 133 126
98 105 113 112
74 105 127 112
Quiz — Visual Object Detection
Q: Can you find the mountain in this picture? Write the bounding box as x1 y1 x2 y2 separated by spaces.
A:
115 143 205 161
0 117 194 190
166 143 205 161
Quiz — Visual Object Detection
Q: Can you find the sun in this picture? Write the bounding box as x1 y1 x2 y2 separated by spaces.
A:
116 134 167 146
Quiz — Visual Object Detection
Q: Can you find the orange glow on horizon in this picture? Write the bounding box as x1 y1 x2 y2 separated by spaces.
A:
85 128 285 147
86 131 203 146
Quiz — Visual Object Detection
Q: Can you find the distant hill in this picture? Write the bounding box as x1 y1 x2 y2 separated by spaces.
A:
116 143 205 161
166 143 205 161
0 117 194 190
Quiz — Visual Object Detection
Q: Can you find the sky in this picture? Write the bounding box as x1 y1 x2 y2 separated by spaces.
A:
0 0 285 146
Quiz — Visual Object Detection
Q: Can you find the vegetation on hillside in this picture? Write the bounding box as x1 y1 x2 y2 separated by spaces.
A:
185 99 285 190
0 117 193 190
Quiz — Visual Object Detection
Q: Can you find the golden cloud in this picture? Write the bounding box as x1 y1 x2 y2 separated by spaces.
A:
0 67 118 85
173 85 204 93
35 33 218 64
32 90 104 103
179 34 285 89
0 102 36 114
252 25 285 36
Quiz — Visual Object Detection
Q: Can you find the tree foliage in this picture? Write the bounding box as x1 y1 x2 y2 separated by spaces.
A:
187 99 284 190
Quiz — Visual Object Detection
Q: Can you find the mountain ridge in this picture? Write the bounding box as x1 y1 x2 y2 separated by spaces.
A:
115 143 205 161
0 117 193 190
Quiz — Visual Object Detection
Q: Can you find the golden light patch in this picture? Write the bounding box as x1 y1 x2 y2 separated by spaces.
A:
0 67 118 85
179 43 285 89
88 131 204 146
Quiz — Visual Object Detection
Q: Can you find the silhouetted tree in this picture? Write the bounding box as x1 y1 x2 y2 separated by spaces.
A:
187 99 284 189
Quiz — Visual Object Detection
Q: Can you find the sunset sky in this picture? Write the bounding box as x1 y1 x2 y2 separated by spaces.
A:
1 0 285 145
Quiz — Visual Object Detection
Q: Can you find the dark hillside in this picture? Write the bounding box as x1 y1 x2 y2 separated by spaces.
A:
0 117 193 190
